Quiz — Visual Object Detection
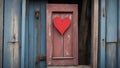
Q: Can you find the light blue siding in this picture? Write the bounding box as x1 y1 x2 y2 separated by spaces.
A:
39 2 46 68
99 0 106 68
106 43 117 68
24 1 46 68
21 0 26 68
4 0 22 68
106 0 117 42
4 0 46 68
99 0 119 68
118 0 120 68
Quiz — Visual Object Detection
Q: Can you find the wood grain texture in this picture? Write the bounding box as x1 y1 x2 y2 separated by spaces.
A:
78 0 88 64
47 65 91 68
99 0 106 68
106 0 117 68
106 43 117 68
24 1 46 68
106 0 117 42
118 0 120 68
91 0 98 68
0 0 3 68
21 0 26 68
46 4 78 65
3 0 21 68
99 0 118 68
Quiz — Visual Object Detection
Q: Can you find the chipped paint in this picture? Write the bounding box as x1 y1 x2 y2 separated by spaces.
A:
67 35 70 39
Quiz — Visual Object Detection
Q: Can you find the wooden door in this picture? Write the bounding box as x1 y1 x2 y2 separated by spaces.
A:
99 0 120 68
46 4 78 65
24 1 46 68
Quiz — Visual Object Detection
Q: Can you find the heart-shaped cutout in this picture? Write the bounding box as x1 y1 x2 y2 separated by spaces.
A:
53 17 71 35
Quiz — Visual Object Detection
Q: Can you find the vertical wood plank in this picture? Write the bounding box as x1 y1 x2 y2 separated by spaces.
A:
39 1 46 68
53 27 63 57
106 0 117 42
46 5 53 65
52 14 64 65
118 0 120 68
0 0 3 68
78 0 88 64
28 3 36 68
25 0 29 68
64 14 73 57
27 2 46 68
21 0 26 68
99 0 106 68
106 0 117 68
53 14 63 57
91 0 99 68
4 0 21 68
106 43 117 68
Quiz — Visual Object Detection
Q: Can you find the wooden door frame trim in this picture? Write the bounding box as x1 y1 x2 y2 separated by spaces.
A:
91 0 99 68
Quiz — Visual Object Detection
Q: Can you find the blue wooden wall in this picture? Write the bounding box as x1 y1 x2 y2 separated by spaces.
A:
3 0 46 68
99 0 120 68
3 0 22 68
24 1 46 68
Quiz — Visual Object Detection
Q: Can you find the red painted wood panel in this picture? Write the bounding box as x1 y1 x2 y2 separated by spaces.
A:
46 4 78 65
53 13 64 57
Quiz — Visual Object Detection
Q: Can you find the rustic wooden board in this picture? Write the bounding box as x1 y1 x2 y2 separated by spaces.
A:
0 0 3 67
106 0 117 42
99 0 106 68
118 0 120 68
3 0 21 68
47 65 91 68
106 43 117 68
91 0 99 68
21 0 26 68
46 4 78 65
24 1 46 68
105 1 117 68
78 0 88 64
53 13 64 57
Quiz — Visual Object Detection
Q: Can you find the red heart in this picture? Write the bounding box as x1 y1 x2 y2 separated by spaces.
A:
53 17 71 35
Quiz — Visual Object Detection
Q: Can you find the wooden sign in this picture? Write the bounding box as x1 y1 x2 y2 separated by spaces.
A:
46 4 78 65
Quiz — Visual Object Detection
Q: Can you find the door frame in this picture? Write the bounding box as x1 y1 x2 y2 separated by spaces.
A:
91 0 99 68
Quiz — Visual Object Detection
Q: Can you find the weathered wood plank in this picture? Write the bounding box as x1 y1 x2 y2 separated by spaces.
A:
78 0 88 64
28 3 37 68
106 0 117 42
26 2 46 68
106 43 117 68
91 0 99 68
118 0 120 68
105 0 117 68
4 0 21 68
53 14 64 58
39 2 46 68
21 0 26 68
0 0 3 68
64 14 73 57
47 65 91 68
24 1 29 68
99 0 106 68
